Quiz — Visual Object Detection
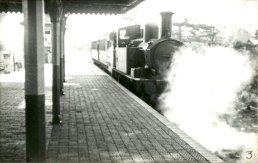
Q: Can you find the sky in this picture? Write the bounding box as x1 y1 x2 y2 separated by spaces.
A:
65 0 257 48
128 0 257 32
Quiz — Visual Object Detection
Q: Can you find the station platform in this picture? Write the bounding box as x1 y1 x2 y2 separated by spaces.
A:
0 57 223 162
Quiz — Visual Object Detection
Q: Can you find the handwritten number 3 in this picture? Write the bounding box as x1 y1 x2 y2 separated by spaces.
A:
246 151 253 159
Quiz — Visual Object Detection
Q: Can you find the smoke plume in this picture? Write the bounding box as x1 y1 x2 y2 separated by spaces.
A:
159 44 257 161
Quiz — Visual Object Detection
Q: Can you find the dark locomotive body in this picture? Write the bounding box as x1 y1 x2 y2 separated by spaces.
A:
91 12 183 110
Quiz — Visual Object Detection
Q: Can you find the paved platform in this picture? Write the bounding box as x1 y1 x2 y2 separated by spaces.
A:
0 70 53 162
0 59 223 162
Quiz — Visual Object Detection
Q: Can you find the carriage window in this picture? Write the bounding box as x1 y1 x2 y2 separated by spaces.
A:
107 41 112 48
118 29 130 47
99 39 106 50
118 25 141 47
91 41 98 50
119 29 129 39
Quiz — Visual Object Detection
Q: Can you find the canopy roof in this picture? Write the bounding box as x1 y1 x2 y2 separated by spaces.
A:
0 0 144 14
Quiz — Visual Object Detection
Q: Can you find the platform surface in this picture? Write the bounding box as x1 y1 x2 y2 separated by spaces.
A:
0 57 223 163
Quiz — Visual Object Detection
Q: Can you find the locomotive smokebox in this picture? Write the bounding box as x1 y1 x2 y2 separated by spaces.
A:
160 12 173 38
145 11 183 77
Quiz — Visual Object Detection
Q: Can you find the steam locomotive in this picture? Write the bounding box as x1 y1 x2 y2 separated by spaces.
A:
91 12 183 110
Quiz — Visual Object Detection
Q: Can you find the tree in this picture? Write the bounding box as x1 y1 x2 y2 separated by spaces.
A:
173 21 220 45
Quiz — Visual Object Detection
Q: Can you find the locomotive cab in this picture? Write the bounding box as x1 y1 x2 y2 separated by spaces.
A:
115 23 162 76
118 25 143 47
115 25 145 74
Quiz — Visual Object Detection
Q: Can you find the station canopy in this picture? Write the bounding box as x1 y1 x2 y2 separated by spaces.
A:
0 0 144 14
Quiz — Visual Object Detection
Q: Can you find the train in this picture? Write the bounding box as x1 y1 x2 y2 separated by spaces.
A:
91 12 183 111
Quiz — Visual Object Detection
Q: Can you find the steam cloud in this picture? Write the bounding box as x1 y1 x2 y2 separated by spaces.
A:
159 44 257 160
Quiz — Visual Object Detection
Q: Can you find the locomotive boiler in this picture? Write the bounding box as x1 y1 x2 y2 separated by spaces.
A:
91 12 183 110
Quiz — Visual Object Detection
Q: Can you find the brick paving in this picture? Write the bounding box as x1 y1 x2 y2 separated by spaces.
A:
0 61 223 163
0 82 53 162
0 82 25 162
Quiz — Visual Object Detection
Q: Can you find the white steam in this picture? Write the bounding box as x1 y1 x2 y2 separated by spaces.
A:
160 45 257 153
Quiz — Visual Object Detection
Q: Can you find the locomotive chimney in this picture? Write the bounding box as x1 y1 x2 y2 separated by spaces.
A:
160 11 173 38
